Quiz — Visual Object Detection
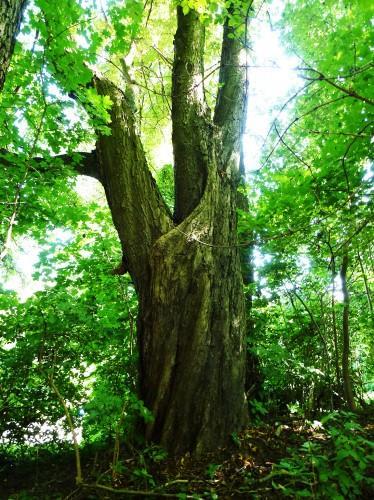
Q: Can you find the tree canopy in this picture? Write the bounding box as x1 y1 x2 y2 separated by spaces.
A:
0 0 373 498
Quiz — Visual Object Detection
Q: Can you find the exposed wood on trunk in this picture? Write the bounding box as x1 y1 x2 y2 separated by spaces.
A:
340 248 355 410
0 0 27 91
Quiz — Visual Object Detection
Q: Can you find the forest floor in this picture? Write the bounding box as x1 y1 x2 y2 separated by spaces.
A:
1 415 373 499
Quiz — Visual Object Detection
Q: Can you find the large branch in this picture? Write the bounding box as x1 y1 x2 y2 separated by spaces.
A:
0 150 100 180
172 7 209 223
214 7 246 168
94 76 173 292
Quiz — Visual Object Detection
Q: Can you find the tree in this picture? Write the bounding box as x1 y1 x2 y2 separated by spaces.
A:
250 0 373 412
0 0 27 91
0 0 253 455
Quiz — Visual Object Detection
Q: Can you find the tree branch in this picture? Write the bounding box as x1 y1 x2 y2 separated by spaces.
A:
94 76 173 292
214 3 251 168
172 6 209 222
300 67 374 106
1 150 101 181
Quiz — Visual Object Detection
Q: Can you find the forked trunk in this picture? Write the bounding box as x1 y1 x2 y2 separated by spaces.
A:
95 77 248 454
93 4 249 455
140 159 247 455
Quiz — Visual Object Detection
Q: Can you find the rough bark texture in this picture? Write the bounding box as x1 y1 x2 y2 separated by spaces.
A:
172 7 208 223
92 4 248 455
0 0 27 91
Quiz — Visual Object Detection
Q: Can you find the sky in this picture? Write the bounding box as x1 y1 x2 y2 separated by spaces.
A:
244 1 301 172
2 1 302 301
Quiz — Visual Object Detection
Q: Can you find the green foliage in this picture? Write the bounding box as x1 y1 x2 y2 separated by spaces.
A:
0 193 143 449
249 399 268 422
206 462 221 479
156 163 175 212
271 412 374 498
0 0 373 496
248 0 374 416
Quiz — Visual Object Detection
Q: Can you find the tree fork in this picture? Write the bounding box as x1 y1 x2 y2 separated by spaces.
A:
90 3 250 455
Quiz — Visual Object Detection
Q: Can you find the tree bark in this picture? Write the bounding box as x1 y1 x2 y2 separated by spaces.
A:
93 5 248 455
340 248 356 410
0 0 27 91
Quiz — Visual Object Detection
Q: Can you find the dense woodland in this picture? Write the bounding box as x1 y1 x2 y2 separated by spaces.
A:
0 0 373 498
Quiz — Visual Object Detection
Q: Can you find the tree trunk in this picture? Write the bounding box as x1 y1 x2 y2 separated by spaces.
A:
340 248 355 410
357 249 373 315
93 5 249 455
140 167 247 455
0 0 27 91
330 255 342 403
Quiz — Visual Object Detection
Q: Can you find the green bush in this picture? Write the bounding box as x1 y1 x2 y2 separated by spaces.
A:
271 412 374 498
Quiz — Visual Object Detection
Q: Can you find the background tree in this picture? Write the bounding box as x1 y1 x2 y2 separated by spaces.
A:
249 0 373 413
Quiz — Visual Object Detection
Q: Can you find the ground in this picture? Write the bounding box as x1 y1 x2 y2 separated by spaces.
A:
1 415 373 499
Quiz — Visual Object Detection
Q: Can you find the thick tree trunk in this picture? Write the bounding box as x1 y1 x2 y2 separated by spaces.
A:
0 0 27 91
140 162 247 455
94 75 248 456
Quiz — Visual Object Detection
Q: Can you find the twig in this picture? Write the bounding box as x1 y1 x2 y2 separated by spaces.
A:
273 124 318 186
334 218 372 255
48 375 83 485
82 482 194 497
259 95 349 170
300 67 374 106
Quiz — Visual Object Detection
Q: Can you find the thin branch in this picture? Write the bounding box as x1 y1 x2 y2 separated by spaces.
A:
49 376 83 485
303 129 372 138
334 218 372 255
291 288 328 353
151 45 173 66
273 124 318 184
81 482 194 497
300 67 374 106
341 122 373 199
259 95 349 170
258 80 316 160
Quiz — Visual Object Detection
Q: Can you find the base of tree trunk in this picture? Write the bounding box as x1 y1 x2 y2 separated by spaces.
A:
138 173 248 455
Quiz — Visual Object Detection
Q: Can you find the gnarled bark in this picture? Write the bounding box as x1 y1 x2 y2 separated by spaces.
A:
141 146 247 455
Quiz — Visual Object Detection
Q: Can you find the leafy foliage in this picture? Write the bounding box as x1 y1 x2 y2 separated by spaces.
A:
0 0 373 497
271 413 374 498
